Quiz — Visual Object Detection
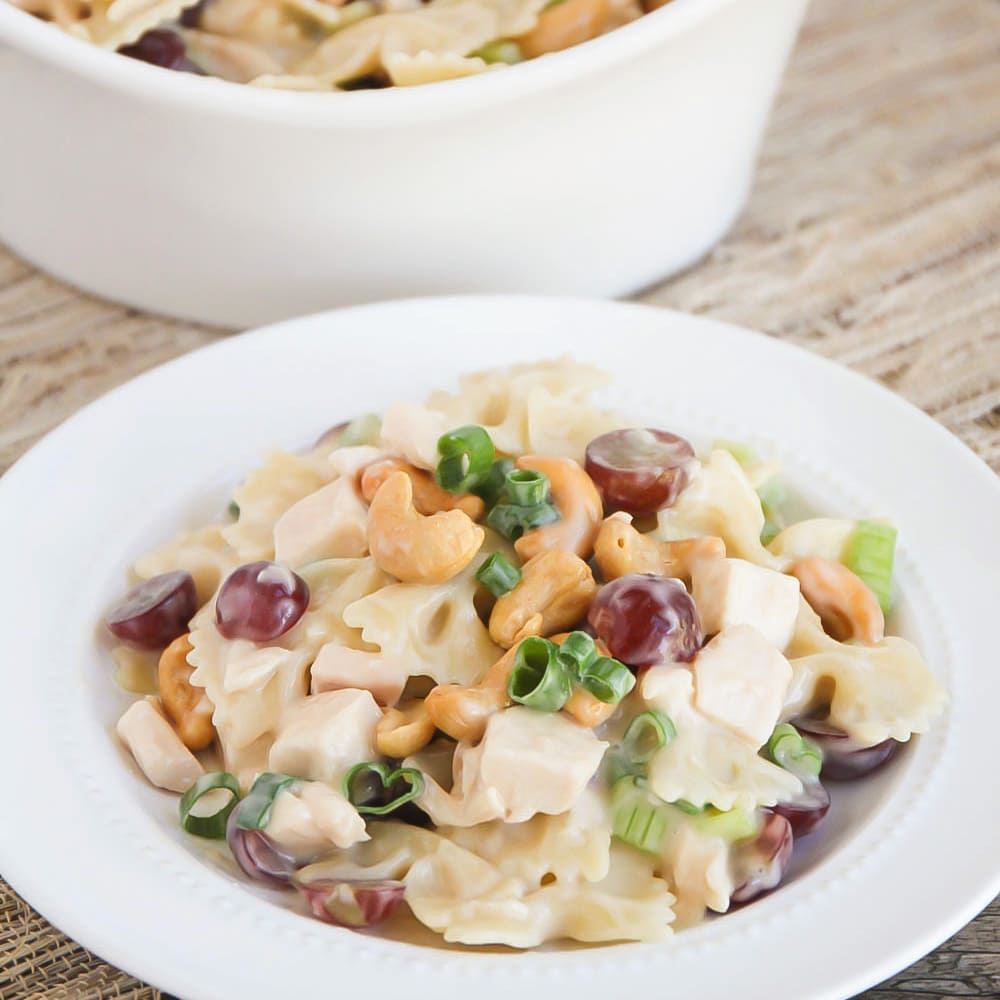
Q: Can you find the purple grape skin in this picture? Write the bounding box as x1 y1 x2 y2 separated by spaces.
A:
119 29 202 73
795 718 900 780
585 428 695 515
226 810 297 887
772 779 830 837
731 812 794 905
588 573 703 668
298 879 406 928
105 570 196 649
215 561 309 642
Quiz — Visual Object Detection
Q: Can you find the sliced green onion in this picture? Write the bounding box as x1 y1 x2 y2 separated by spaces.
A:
555 630 597 678
505 468 549 507
475 552 521 597
610 777 670 854
235 772 299 831
471 39 523 64
578 655 636 704
474 458 514 507
339 413 382 448
713 439 757 466
435 425 495 493
487 501 560 540
179 771 242 839
845 519 897 615
766 722 823 779
693 807 759 842
622 710 676 764
670 799 703 816
227 500 240 519
760 522 781 546
507 636 572 712
343 762 424 816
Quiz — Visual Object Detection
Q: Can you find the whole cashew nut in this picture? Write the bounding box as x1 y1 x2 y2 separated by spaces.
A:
423 642 520 744
790 556 885 644
517 0 610 58
158 634 215 751
489 549 598 648
594 512 725 584
513 455 603 562
375 699 437 758
361 458 485 521
367 471 485 584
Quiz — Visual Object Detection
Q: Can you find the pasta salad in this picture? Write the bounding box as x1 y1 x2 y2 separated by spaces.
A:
104 360 945 946
9 0 662 90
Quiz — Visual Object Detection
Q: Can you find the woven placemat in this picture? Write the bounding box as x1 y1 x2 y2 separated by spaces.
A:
1 0 999 996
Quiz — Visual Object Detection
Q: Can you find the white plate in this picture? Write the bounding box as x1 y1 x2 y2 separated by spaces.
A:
0 296 997 1000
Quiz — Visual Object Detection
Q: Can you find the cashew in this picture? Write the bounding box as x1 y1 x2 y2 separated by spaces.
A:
513 455 603 562
424 643 519 743
563 687 618 728
158 634 215 751
361 458 485 521
489 549 598 648
375 699 437 758
594 512 725 583
367 470 485 584
517 0 610 57
790 557 885 644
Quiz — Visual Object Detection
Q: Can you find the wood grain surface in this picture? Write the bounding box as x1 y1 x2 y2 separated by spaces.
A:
1 0 999 996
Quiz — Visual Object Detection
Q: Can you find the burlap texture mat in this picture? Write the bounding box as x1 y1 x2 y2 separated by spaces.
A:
1 0 998 996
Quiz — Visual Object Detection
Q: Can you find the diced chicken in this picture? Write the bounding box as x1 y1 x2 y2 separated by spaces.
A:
692 625 792 746
268 689 382 784
410 707 608 826
691 557 800 651
273 477 369 567
378 402 449 470
310 643 411 706
116 697 204 793
265 781 369 859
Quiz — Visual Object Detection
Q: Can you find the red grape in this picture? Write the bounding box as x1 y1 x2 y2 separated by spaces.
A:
772 779 830 836
297 879 406 928
585 428 694 515
106 571 196 649
226 810 297 887
795 718 899 780
215 562 309 642
588 573 702 668
731 812 793 905
119 29 200 72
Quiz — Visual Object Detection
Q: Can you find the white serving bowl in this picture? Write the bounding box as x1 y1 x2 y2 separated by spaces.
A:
0 0 808 326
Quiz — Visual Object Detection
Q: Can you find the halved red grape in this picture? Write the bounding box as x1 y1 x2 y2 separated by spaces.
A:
585 428 695 515
119 29 200 72
795 718 899 780
588 573 702 668
106 571 196 650
215 562 309 642
226 809 297 887
297 879 406 928
731 812 793 905
772 779 830 836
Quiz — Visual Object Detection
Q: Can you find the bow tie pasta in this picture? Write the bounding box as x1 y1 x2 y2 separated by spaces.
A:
103 359 946 948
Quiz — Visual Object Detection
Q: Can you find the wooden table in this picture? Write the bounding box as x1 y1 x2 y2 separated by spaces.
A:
1 0 998 995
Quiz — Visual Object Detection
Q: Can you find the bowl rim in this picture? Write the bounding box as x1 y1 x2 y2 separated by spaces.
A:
0 0 736 124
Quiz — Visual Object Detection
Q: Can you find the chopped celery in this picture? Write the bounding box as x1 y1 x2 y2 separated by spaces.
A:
846 519 897 614
471 39 523 64
339 413 381 448
610 777 670 854
693 807 758 843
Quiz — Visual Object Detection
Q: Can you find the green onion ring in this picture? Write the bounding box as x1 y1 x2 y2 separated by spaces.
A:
474 458 514 507
435 425 495 493
343 762 425 816
555 630 597 678
179 771 242 840
578 655 636 704
475 552 522 598
622 710 677 764
235 772 299 831
766 723 823 779
505 468 549 507
507 636 572 712
486 501 560 541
